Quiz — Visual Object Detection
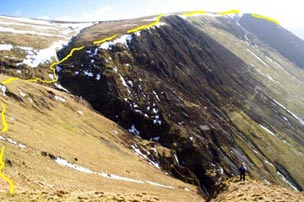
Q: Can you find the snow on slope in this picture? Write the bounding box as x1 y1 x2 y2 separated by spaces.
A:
0 15 94 67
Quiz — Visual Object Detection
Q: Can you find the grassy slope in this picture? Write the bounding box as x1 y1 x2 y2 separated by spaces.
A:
209 177 304 202
0 74 202 201
187 16 304 189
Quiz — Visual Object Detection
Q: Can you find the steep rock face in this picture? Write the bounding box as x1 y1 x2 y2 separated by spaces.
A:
57 14 304 194
240 14 304 69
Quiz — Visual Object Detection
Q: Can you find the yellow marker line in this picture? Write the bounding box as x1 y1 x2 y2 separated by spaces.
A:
218 10 241 15
183 10 207 17
1 77 19 85
0 9 280 195
93 34 118 45
127 14 164 33
0 146 14 194
251 13 280 25
1 104 8 133
25 46 85 84
183 10 278 25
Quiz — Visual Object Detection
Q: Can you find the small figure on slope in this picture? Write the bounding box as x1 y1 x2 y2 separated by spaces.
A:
239 162 247 181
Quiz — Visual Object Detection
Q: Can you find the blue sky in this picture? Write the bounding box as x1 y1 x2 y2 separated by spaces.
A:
1 0 303 38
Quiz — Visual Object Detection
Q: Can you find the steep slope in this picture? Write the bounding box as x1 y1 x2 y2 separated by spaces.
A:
208 177 304 202
56 13 304 196
239 14 304 69
0 74 202 201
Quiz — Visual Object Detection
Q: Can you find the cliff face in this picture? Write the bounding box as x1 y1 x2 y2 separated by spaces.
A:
55 14 304 195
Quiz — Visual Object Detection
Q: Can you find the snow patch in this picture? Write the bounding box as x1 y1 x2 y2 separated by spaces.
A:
150 136 160 142
54 95 66 103
259 125 277 137
100 34 133 49
119 74 131 94
276 171 299 191
18 40 66 67
83 70 94 77
152 90 161 101
131 144 160 169
0 85 6 96
100 173 144 184
76 110 83 115
247 49 268 67
264 159 275 167
95 74 101 80
0 44 13 51
54 83 69 93
145 180 173 189
17 89 26 97
127 80 133 87
272 99 304 125
55 157 94 174
128 124 140 136
173 154 179 164
0 135 25 148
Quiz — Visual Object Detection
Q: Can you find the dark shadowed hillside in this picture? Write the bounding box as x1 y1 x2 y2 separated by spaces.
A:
56 14 304 196
240 14 304 69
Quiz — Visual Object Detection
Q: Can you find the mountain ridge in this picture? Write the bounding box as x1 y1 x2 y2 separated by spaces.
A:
0 11 304 200
55 13 304 196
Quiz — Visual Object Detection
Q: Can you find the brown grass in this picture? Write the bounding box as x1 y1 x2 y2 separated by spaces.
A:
0 74 202 201
210 177 304 202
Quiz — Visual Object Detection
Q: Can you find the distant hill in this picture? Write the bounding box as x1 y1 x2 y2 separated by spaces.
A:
240 13 304 69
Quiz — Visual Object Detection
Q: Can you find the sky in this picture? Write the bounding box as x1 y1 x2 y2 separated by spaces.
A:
1 0 303 39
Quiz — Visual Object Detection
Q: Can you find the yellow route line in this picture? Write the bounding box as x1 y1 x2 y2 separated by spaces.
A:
1 78 19 85
0 9 280 195
25 46 85 84
127 14 164 33
218 10 241 15
93 34 118 45
183 10 279 24
251 13 280 24
183 10 207 17
1 104 8 133
0 146 14 194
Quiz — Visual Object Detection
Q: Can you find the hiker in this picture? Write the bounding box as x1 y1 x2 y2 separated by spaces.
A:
239 162 247 181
